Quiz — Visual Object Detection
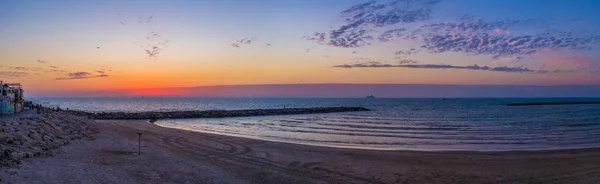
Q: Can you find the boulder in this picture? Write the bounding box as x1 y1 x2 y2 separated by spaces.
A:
29 133 43 141
1 112 98 169
10 152 24 160
42 135 53 142
31 147 43 155
0 132 14 142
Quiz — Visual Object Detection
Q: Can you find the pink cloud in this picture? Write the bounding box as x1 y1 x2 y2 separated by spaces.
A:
537 54 592 66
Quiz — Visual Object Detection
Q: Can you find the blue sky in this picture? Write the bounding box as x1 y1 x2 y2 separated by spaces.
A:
0 0 599 96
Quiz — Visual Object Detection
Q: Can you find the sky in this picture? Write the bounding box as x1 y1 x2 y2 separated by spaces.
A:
1 0 600 97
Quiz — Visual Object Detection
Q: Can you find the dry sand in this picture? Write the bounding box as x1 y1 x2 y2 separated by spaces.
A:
2 120 600 184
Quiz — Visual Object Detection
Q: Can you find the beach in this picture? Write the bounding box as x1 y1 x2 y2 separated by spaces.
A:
2 116 600 184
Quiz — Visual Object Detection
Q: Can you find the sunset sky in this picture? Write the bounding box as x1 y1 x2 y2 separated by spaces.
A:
1 0 599 97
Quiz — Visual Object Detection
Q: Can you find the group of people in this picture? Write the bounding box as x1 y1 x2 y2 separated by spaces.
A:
30 104 64 114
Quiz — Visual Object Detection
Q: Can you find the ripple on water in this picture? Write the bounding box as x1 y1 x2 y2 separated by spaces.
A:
35 97 600 151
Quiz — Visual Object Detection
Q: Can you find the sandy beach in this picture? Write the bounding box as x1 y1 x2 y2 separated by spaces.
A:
1 118 599 184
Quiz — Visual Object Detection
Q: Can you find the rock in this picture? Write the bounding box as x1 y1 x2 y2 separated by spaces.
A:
31 147 43 155
10 152 24 160
42 135 53 142
27 120 39 125
45 151 56 157
0 132 14 142
53 139 67 146
29 133 43 141
3 149 12 157
1 111 97 169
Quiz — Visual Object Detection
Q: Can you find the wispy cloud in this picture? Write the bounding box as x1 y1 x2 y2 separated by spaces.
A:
140 31 169 59
306 0 600 74
54 72 108 80
305 0 443 48
394 48 420 58
379 28 407 42
231 37 258 48
0 71 29 77
333 61 574 74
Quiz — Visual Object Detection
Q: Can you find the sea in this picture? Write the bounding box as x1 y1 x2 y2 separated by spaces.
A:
31 97 600 151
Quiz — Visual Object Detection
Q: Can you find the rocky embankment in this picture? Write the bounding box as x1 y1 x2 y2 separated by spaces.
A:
70 106 370 120
0 112 98 169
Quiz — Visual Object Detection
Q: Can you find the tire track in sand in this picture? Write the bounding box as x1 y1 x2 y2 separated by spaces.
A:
160 134 384 184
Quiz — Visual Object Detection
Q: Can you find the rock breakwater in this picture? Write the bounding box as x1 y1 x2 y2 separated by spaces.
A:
71 107 370 120
0 112 98 168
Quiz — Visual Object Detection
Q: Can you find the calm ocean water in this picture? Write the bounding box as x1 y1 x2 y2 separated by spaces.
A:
32 97 600 151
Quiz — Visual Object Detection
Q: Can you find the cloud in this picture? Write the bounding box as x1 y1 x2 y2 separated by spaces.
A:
382 16 600 60
379 28 406 42
306 0 600 74
305 0 443 48
45 69 67 74
0 65 71 76
1 66 42 72
397 59 419 64
69 72 90 77
145 31 161 41
144 46 161 58
416 27 600 59
54 72 108 80
492 56 522 64
0 71 29 77
146 15 154 23
37 60 46 64
340 0 442 26
394 48 420 58
231 37 258 48
332 61 572 74
139 31 169 59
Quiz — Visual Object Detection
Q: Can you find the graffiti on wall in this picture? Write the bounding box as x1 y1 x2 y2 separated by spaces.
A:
0 102 14 114
1 95 15 114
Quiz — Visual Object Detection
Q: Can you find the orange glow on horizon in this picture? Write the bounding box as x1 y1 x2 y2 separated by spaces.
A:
129 88 182 96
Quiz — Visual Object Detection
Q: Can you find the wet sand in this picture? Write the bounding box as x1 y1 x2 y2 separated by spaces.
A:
2 120 600 184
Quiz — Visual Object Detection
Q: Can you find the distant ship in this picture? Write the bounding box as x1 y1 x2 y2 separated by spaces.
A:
366 95 375 99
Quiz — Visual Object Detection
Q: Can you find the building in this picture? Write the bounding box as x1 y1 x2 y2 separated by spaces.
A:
0 81 24 115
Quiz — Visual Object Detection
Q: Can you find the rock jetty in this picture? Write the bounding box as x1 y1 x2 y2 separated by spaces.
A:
507 101 600 106
71 106 370 120
1 112 98 168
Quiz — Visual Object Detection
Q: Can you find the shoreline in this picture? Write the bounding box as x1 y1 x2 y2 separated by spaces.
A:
153 122 600 153
155 120 600 155
2 112 600 183
2 114 600 183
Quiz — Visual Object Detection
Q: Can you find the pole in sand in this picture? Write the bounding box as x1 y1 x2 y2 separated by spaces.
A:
137 132 143 156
